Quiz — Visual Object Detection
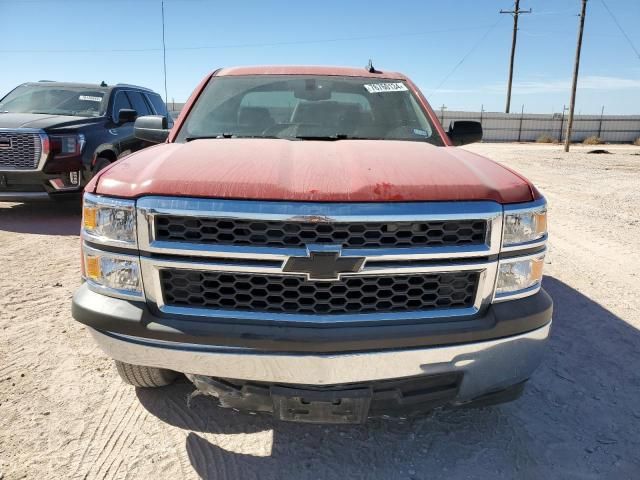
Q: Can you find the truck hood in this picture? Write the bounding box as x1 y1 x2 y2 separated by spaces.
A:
94 139 535 203
0 113 102 130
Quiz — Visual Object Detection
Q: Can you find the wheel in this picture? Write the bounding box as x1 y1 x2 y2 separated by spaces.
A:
114 360 178 388
92 157 112 176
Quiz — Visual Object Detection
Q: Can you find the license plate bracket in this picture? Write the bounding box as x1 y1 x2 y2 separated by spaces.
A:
271 386 372 424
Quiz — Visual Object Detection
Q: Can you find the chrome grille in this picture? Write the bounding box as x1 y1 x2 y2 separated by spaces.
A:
155 216 487 248
160 269 479 314
0 131 42 170
135 197 504 324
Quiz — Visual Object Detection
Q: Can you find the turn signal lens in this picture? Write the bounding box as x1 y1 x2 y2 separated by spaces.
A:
85 255 101 279
83 206 97 229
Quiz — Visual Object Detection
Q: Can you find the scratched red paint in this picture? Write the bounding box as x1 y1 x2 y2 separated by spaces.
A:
88 66 539 204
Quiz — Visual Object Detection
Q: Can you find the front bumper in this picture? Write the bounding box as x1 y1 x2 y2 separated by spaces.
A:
72 283 552 352
89 321 550 402
0 170 83 201
73 283 552 402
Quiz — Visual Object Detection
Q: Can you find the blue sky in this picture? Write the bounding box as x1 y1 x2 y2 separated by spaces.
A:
1 0 639 114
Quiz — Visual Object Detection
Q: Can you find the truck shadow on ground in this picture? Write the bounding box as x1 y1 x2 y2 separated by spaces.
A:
136 276 640 479
0 200 81 236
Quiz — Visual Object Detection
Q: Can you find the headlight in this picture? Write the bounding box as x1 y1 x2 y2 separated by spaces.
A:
494 253 545 301
50 133 85 158
502 203 547 248
82 193 137 247
83 246 143 299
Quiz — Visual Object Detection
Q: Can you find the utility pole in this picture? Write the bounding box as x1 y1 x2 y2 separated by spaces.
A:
501 1 531 113
564 0 588 152
161 0 168 107
597 105 605 138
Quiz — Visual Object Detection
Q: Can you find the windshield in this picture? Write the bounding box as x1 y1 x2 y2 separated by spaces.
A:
0 84 108 117
176 75 444 145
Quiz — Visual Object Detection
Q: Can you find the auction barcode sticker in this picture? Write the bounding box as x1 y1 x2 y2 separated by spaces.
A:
79 95 103 102
364 83 408 93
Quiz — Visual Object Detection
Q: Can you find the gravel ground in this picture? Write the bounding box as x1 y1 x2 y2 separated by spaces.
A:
1 143 639 479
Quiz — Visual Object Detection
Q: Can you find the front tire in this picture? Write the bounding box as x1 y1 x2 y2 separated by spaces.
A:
114 360 178 388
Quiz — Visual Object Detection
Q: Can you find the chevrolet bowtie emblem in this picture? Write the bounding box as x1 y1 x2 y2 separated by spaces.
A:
282 245 365 281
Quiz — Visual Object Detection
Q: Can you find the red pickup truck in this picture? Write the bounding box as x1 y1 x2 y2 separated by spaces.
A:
72 66 551 424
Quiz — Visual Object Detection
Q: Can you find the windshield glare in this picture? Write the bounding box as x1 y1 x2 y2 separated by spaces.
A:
0 84 107 117
177 75 443 145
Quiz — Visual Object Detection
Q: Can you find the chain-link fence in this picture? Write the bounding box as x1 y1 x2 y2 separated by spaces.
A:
438 109 640 143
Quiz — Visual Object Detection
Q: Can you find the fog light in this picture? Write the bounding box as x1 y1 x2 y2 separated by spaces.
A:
69 171 80 185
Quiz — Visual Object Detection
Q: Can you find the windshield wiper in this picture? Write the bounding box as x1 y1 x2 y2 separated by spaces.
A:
294 134 368 141
186 133 235 141
186 134 288 142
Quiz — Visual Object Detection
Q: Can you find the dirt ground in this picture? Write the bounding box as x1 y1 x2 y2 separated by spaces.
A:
1 143 639 479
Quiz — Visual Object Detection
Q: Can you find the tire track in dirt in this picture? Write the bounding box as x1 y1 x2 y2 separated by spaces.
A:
92 405 146 479
70 386 128 479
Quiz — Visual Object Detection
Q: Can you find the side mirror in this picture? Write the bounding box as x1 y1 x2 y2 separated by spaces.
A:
448 121 483 146
116 108 138 124
134 115 170 143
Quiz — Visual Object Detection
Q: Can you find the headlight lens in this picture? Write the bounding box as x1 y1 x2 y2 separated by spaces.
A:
84 248 143 299
502 205 547 247
82 193 137 247
494 254 545 300
50 133 85 157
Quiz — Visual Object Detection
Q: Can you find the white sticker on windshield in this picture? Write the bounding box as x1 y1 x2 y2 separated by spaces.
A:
79 95 103 102
364 82 408 93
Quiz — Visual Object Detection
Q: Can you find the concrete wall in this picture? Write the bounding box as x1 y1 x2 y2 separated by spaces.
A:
439 110 640 143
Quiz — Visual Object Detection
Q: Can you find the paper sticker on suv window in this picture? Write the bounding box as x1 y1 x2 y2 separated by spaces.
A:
79 95 103 102
364 83 408 93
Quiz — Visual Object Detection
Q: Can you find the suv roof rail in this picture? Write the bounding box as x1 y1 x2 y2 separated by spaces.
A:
38 80 56 82
115 83 155 93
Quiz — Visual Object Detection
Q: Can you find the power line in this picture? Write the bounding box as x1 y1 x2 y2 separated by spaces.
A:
0 26 497 54
501 0 531 113
599 0 640 61
429 18 504 97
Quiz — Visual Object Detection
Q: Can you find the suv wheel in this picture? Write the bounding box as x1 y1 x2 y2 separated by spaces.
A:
92 157 112 176
114 360 178 388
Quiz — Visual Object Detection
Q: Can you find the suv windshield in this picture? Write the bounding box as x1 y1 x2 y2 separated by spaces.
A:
177 75 444 145
0 84 108 117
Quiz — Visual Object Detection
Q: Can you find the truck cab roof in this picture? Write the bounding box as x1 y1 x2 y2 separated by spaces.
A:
215 65 408 80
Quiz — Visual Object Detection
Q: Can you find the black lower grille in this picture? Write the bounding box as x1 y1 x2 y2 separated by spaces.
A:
154 216 487 248
160 269 479 314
